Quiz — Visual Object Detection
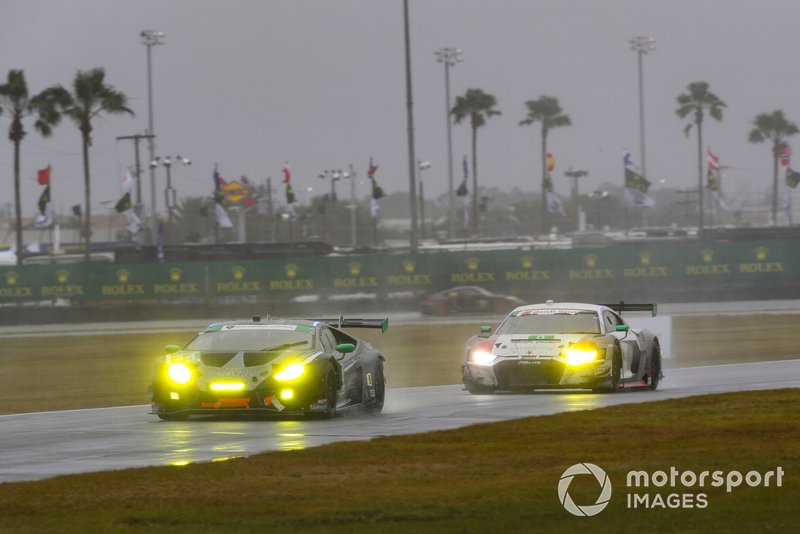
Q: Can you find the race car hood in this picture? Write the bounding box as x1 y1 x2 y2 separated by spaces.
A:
168 349 322 391
490 333 595 358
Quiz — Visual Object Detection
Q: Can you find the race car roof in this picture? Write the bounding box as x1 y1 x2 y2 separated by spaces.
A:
509 301 603 315
509 301 657 317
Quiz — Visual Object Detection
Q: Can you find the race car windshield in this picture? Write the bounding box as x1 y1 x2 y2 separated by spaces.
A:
496 312 601 335
185 329 314 352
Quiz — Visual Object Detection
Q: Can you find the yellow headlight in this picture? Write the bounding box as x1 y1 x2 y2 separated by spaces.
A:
565 348 599 366
167 362 192 384
274 363 305 381
280 388 294 400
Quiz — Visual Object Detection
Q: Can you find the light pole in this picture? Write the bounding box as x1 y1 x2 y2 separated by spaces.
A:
629 35 655 178
588 190 610 230
564 167 588 231
318 169 350 244
151 155 190 243
141 29 165 240
435 47 462 240
403 0 419 251
417 160 431 240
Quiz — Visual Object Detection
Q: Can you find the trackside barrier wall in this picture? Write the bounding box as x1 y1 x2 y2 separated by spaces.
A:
0 239 798 306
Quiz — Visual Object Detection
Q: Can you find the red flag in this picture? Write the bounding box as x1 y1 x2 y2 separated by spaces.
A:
282 162 291 184
37 165 51 186
780 146 791 167
707 146 720 172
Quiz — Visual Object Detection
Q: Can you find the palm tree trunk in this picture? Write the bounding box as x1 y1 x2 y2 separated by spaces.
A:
471 125 478 236
772 143 779 226
540 126 548 234
82 137 91 262
13 139 22 266
697 122 704 232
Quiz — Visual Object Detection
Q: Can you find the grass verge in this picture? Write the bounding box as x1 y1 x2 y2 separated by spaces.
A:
0 389 797 532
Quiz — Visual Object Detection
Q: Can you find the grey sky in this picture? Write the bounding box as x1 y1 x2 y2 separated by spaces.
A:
2 0 799 220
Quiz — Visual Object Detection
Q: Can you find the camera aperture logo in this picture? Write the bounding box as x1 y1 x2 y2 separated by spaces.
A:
558 463 612 517
558 463 785 515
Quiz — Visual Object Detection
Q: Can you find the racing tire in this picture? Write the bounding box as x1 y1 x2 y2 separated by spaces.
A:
466 383 496 395
324 368 338 418
649 343 662 391
593 349 621 393
364 362 385 414
157 411 189 421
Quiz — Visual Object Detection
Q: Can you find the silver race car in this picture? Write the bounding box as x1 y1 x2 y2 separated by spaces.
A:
149 315 388 420
462 301 663 393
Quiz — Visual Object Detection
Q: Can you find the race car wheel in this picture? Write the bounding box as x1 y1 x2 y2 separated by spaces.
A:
466 383 496 395
365 362 385 414
157 411 189 421
593 349 621 393
649 343 662 391
324 368 338 418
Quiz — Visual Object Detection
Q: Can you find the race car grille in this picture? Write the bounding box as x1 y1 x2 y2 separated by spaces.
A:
200 353 238 367
243 353 280 367
493 360 566 387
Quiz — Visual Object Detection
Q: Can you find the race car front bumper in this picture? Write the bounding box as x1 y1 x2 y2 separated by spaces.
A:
462 358 611 390
149 381 332 417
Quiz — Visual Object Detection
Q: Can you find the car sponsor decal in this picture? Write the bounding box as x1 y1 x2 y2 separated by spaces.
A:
221 324 299 331
512 309 584 316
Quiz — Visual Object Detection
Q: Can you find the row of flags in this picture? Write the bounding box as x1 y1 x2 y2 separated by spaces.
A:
26 147 800 236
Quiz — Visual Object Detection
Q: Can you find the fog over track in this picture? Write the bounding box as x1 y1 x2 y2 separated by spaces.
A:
1 359 798 483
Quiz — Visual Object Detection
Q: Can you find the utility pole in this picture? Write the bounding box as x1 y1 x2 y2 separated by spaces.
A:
349 163 357 248
267 176 275 242
116 133 155 215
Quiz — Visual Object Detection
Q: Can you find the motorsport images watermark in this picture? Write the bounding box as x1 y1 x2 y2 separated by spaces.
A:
558 463 785 515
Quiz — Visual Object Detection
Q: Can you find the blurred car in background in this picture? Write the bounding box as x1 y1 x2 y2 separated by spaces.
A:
421 286 523 316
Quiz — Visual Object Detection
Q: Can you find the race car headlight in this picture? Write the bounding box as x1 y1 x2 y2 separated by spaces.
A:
167 362 192 384
274 362 305 381
565 343 602 366
471 350 496 365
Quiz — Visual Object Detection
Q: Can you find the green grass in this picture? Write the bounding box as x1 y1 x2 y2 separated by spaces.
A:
0 389 797 532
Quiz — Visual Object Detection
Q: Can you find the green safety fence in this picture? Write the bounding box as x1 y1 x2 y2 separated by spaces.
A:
0 239 797 305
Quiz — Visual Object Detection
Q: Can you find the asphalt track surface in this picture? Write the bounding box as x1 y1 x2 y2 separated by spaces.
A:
1 359 798 483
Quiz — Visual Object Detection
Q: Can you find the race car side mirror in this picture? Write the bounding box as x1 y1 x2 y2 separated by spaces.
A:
336 343 356 354
164 344 180 354
615 325 630 332
479 325 492 338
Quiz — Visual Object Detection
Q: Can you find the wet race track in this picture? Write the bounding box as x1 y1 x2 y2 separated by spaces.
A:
1 359 799 483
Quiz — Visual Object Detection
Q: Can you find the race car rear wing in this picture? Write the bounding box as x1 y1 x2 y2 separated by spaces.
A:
309 316 389 333
601 302 658 317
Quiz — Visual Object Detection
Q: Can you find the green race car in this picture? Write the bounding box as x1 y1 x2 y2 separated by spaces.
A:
149 315 388 420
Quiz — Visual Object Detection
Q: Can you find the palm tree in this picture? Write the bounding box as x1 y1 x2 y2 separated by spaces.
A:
54 68 134 261
0 70 66 265
675 81 726 231
519 95 571 234
451 88 500 235
748 110 799 225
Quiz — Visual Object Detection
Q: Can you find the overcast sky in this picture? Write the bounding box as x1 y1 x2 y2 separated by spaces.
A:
2 0 800 220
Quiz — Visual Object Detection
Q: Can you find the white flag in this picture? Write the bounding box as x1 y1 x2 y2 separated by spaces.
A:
35 204 53 228
624 187 655 209
125 209 142 233
546 191 566 216
215 202 234 228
